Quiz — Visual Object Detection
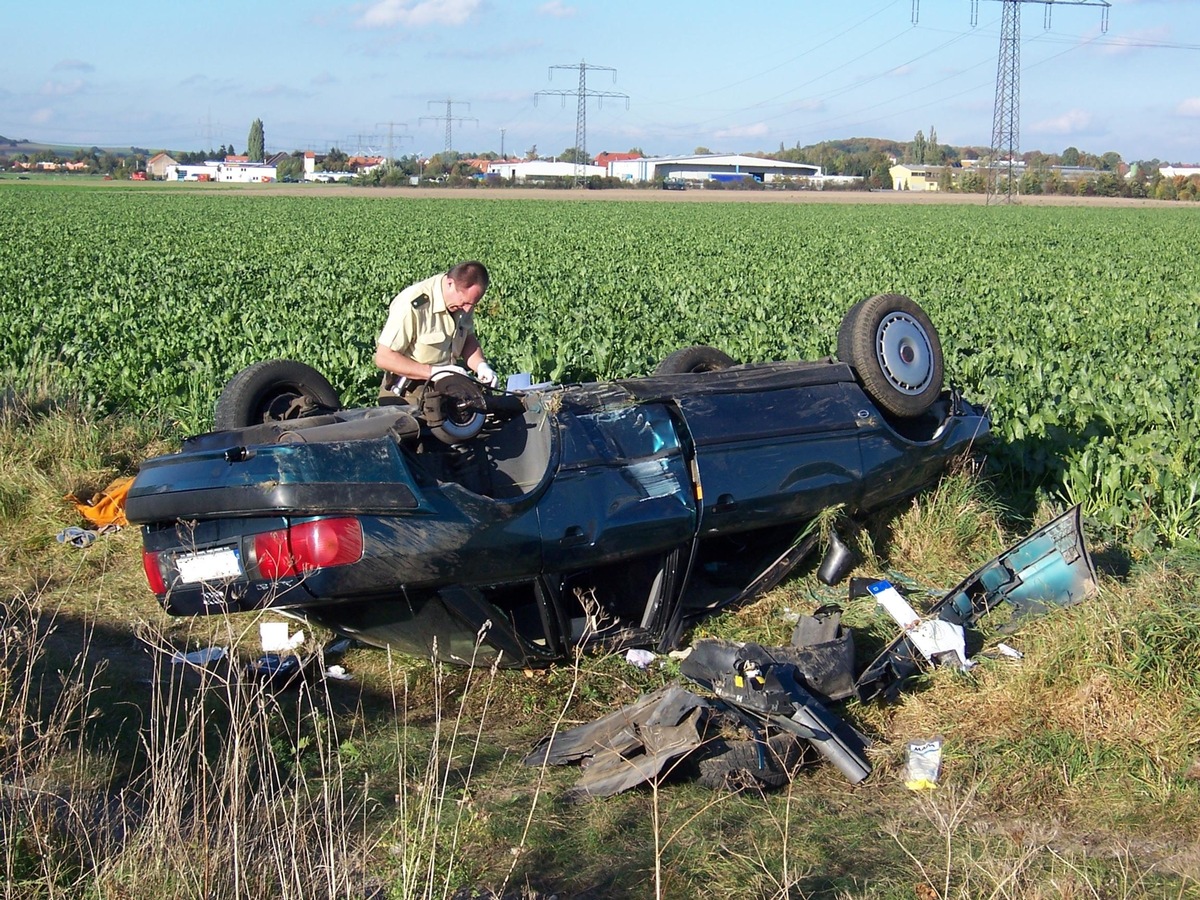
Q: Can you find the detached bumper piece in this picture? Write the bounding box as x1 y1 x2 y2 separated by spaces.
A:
855 505 1098 703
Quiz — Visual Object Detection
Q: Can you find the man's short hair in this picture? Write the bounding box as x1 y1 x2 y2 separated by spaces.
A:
448 260 489 292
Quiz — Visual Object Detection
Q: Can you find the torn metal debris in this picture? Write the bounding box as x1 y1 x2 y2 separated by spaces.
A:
525 507 1098 797
525 608 870 796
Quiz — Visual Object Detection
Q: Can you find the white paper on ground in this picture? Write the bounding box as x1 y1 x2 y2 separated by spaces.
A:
260 621 305 652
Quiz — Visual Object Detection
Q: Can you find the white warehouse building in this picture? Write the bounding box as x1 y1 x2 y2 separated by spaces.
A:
164 160 277 183
608 154 822 184
487 160 608 181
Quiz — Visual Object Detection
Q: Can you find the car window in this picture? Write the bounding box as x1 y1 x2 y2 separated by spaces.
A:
563 404 681 465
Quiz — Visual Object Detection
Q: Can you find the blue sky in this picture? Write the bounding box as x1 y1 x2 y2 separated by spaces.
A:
4 0 1198 163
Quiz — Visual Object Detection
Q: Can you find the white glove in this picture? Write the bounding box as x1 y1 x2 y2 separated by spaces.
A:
474 361 499 388
429 365 468 381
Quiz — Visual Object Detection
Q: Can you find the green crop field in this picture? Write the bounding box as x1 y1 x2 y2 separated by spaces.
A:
2 184 1198 549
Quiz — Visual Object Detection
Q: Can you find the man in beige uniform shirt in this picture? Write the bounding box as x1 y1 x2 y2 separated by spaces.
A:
374 260 498 398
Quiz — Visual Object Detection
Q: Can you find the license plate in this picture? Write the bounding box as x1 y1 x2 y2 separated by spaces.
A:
176 546 243 584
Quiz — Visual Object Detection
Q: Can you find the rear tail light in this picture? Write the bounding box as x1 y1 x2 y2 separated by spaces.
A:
140 518 365 595
255 528 293 580
142 550 168 594
254 517 363 579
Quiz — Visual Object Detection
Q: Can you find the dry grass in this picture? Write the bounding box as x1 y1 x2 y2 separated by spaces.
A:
3 386 1199 897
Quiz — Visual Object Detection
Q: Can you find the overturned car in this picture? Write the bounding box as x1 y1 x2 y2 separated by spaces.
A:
127 294 992 665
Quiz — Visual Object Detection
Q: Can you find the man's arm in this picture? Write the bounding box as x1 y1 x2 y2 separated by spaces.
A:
374 344 436 381
462 333 485 372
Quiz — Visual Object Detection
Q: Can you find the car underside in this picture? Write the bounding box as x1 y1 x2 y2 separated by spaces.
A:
127 295 992 666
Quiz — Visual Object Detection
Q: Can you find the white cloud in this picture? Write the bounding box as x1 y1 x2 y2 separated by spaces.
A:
40 79 84 97
1177 98 1200 118
787 98 824 113
1029 109 1093 136
440 38 542 61
357 0 481 28
249 83 312 100
538 1 577 16
311 71 337 87
32 108 53 124
713 122 769 140
53 59 94 73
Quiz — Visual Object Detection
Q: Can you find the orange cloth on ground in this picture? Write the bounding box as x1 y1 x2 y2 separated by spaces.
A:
66 476 134 528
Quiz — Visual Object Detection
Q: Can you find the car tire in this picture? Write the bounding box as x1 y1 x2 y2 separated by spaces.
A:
837 294 943 418
423 373 486 444
213 360 340 431
654 345 736 375
695 731 805 792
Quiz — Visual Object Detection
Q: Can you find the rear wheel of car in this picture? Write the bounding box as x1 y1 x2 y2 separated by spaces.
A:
213 360 340 431
654 345 736 375
837 294 943 418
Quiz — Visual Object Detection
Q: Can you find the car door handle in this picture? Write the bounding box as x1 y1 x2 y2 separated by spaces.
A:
561 526 588 547
713 493 737 513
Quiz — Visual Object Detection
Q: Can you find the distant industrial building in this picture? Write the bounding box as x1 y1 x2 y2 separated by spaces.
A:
486 160 608 182
890 161 1107 191
164 156 276 183
147 152 178 179
607 154 822 184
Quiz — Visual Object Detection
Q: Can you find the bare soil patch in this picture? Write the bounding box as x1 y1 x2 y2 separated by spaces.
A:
159 181 1183 208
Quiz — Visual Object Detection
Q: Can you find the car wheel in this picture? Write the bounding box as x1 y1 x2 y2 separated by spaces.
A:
837 294 943 418
423 373 486 444
213 360 340 431
654 345 736 375
695 731 805 791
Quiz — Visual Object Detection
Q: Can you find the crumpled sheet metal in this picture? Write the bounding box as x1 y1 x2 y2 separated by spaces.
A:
524 606 868 797
523 683 710 798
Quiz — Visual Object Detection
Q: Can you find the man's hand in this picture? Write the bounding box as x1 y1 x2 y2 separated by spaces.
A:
430 365 469 380
474 362 499 388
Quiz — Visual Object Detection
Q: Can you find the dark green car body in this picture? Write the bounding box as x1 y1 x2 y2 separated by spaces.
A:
129 359 990 666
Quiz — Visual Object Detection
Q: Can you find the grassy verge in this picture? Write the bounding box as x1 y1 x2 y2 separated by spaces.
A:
2 385 1198 898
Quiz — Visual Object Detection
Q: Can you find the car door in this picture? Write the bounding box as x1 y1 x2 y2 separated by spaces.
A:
678 380 864 534
539 402 697 572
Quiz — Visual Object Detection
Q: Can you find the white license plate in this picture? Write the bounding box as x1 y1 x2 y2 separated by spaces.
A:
176 546 243 584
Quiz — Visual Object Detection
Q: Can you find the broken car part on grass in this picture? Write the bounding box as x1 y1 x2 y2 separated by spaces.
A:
525 606 868 797
526 507 1097 796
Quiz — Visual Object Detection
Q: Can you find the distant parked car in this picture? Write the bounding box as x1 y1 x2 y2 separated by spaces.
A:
662 178 687 191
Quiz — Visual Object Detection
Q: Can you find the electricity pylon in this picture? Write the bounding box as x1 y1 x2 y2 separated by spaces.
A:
420 100 476 155
972 0 1111 203
912 0 1111 204
536 60 629 186
375 121 411 168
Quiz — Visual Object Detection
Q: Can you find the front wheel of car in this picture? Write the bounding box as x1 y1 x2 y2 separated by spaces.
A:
654 345 736 375
213 360 340 431
837 294 944 418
